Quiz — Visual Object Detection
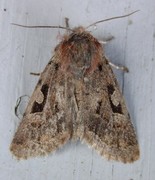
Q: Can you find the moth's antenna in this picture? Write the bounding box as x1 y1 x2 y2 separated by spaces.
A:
86 10 139 29
11 23 74 32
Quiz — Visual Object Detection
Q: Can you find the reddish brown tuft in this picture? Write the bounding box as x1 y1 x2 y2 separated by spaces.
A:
55 28 103 77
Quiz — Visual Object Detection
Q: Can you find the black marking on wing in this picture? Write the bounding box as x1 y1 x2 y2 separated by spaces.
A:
87 116 102 135
31 84 49 113
54 63 59 70
98 64 103 71
96 101 102 114
107 84 115 95
107 84 123 114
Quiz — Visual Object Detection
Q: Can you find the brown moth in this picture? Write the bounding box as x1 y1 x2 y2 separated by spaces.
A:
10 15 140 163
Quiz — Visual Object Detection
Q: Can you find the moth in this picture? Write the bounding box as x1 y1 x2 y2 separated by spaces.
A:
10 12 140 163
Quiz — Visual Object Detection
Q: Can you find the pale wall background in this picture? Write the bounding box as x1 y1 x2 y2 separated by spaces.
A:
0 0 155 180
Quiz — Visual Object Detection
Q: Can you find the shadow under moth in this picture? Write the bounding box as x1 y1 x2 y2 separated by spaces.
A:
10 12 140 163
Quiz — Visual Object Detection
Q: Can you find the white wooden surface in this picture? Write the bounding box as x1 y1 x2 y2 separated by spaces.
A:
0 0 155 179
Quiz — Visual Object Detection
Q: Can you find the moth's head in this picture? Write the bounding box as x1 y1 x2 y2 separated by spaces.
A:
60 26 91 43
72 26 86 33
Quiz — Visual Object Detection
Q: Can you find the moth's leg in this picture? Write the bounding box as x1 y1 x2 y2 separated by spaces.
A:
99 36 114 44
15 95 30 119
107 60 129 72
30 59 53 76
30 72 41 76
100 36 128 72
100 35 128 72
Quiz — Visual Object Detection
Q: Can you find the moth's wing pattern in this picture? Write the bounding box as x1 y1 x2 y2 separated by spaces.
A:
80 57 139 163
10 57 71 159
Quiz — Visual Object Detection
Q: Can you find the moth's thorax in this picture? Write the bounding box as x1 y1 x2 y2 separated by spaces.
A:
55 27 103 78
72 26 86 33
